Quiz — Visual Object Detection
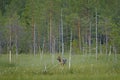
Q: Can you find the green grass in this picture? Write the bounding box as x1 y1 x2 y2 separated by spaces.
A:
0 54 120 80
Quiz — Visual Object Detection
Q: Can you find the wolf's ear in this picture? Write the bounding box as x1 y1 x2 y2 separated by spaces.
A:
57 56 61 58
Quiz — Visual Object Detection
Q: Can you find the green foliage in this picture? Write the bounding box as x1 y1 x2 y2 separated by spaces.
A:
0 0 120 54
0 54 120 80
72 39 80 54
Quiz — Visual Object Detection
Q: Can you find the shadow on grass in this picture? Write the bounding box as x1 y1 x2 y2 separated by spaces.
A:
0 61 16 67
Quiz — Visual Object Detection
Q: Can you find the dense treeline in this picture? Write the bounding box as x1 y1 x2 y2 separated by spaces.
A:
0 0 119 54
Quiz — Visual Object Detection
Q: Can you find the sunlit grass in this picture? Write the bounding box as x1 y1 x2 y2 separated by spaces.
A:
0 54 120 80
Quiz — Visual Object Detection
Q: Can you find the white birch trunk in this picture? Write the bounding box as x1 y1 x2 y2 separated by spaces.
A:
69 29 72 69
95 8 98 60
61 9 64 58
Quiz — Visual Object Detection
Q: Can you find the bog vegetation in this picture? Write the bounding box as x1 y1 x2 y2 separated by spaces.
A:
0 54 120 80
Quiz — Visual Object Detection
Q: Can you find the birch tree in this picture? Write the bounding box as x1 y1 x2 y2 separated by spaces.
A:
69 29 72 69
61 9 64 58
95 8 98 60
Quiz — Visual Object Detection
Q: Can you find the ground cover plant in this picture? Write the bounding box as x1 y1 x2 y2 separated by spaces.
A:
0 54 120 80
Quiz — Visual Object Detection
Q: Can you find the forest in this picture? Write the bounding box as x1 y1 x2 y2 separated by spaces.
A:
0 0 119 55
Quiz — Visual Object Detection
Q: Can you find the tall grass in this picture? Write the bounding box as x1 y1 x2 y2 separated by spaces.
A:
0 54 120 80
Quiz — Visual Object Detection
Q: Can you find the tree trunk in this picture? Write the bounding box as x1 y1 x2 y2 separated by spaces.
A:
52 39 55 65
95 8 98 60
61 9 64 58
32 0 36 56
33 24 36 55
15 26 18 56
0 42 1 54
100 38 102 54
82 36 85 55
41 39 45 62
69 29 72 69
89 22 92 55
85 33 88 55
9 22 12 63
113 46 117 63
78 19 81 53
109 45 111 56
49 11 52 54
59 24 61 54
15 35 18 56
105 28 108 56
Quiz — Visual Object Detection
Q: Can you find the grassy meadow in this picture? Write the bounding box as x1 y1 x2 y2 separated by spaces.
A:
0 53 120 80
